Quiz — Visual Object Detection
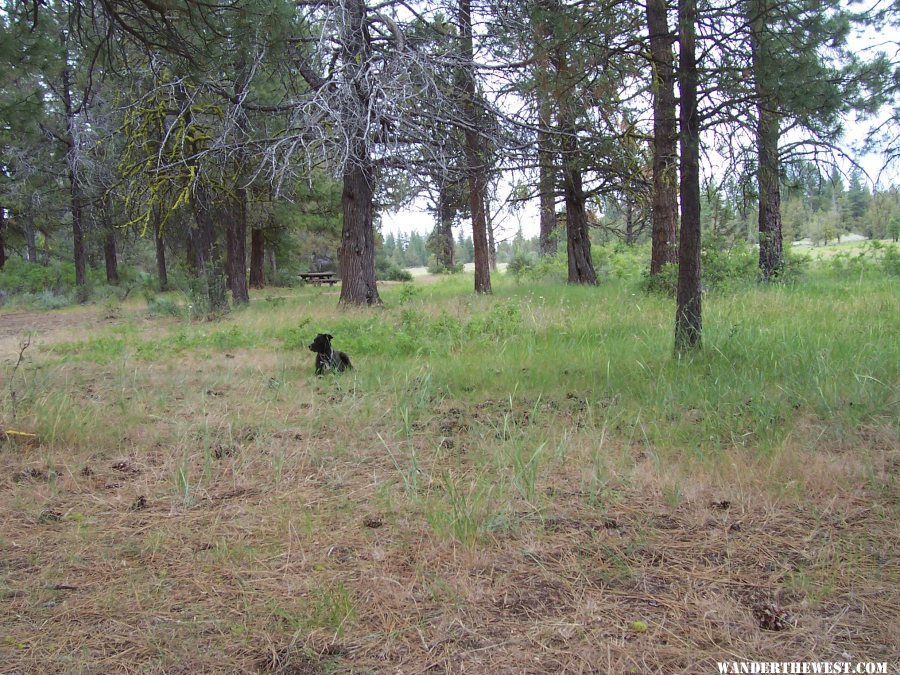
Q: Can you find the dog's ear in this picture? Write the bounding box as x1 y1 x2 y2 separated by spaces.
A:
325 334 334 340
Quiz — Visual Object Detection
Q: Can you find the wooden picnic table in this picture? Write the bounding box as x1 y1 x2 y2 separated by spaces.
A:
299 271 340 286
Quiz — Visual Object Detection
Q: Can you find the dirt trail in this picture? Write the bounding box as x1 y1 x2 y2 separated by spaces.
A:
0 309 97 361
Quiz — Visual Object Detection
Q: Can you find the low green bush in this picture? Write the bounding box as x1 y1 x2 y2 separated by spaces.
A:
147 295 185 318
506 252 536 279
427 256 464 275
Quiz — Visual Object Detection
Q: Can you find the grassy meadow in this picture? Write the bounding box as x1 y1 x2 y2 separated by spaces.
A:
1 264 898 672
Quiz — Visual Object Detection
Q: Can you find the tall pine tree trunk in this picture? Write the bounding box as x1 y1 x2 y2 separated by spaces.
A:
553 22 596 284
62 64 87 301
435 183 455 268
756 112 783 279
104 228 119 284
459 0 491 294
488 218 497 271
186 226 198 275
675 0 702 352
558 95 596 283
225 189 249 304
339 160 381 305
751 0 783 280
535 3 558 256
23 203 37 262
103 193 119 284
0 206 6 269
154 209 168 291
646 0 679 274
537 121 558 256
337 0 381 305
249 227 265 288
561 158 596 285
189 183 228 315
625 198 636 245
227 59 251 304
266 247 277 280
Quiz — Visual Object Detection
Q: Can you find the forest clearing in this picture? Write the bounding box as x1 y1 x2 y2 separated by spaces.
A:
2 0 899 670
1 266 897 672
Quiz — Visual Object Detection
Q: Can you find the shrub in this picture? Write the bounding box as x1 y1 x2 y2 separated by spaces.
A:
506 252 536 279
606 243 645 280
639 262 678 296
821 242 895 277
0 258 87 296
147 295 185 318
31 289 73 310
701 236 757 290
379 264 413 282
270 269 302 288
779 245 810 283
882 244 900 276
426 256 464 275
396 283 423 304
375 256 412 281
523 249 567 282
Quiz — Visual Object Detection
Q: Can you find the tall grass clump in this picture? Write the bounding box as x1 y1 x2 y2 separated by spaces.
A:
426 472 504 549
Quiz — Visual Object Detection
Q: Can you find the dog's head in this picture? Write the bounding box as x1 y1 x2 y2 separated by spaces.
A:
308 333 334 355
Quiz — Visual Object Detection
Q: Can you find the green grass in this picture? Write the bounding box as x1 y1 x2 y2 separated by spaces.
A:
1 264 897 671
18 270 899 458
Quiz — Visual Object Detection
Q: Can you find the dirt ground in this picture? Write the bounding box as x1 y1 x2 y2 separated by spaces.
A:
0 308 99 362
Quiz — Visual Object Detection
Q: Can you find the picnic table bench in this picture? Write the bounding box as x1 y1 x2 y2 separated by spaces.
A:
299 271 340 286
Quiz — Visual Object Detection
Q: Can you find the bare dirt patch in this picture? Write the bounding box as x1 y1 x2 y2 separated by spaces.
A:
0 308 99 360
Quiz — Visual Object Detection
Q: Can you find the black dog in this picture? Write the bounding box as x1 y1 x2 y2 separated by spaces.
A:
308 333 352 376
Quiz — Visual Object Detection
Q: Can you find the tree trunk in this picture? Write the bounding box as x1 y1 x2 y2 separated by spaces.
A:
442 195 455 268
756 115 783 280
23 203 37 262
225 189 249 304
186 227 198 275
647 0 679 274
189 183 229 315
227 58 251 304
553 25 596 284
67 160 88 299
339 161 381 305
337 0 381 306
0 206 6 269
266 246 277 280
434 184 456 268
0 206 6 270
459 0 491 294
751 0 783 280
562 162 597 285
104 228 119 284
625 198 636 245
488 217 497 271
249 227 265 288
62 64 88 301
535 0 559 257
675 0 702 353
537 124 558 256
558 106 596 283
154 209 168 291
103 192 119 284
536 64 557 255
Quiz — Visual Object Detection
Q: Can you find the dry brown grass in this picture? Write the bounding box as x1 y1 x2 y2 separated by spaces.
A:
1 297 898 674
